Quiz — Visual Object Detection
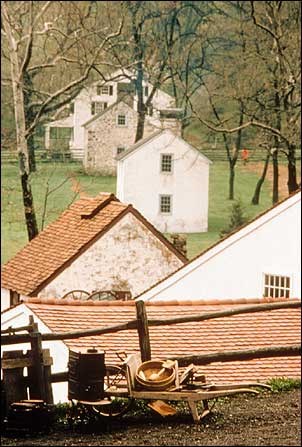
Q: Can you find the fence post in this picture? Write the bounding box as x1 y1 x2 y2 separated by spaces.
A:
28 321 47 401
135 300 151 362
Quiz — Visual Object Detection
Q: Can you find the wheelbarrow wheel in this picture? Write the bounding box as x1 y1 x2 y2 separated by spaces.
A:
90 365 133 418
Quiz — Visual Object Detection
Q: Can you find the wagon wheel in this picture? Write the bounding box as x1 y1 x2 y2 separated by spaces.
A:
90 365 134 418
61 290 90 300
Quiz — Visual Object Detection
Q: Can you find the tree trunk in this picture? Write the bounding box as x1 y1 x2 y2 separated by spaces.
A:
287 144 299 193
19 152 39 240
24 72 37 172
3 3 39 240
272 149 279 204
252 152 270 205
229 163 235 200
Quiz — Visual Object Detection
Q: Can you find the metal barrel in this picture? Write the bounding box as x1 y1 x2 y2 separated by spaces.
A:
68 348 105 401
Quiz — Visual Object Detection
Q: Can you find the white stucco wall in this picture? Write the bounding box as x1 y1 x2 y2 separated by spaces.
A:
37 212 183 299
1 305 69 403
117 130 211 233
1 288 10 312
139 194 301 301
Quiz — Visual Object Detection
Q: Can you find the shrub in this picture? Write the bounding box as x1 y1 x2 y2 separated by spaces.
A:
220 198 248 237
268 377 301 392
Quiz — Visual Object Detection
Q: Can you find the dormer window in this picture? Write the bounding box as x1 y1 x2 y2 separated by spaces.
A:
91 101 108 115
96 85 113 96
117 114 127 126
161 154 173 173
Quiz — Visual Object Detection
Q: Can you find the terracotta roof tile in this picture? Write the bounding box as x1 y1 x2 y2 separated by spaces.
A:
23 298 301 384
1 193 129 296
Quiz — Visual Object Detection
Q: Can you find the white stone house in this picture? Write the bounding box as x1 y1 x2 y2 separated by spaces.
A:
44 69 175 161
136 190 301 302
116 129 212 233
1 193 187 311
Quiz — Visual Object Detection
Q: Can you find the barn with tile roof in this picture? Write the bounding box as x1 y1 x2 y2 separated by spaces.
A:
1 193 187 311
1 297 300 403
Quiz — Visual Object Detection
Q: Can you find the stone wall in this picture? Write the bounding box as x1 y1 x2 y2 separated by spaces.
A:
84 102 156 175
38 212 184 299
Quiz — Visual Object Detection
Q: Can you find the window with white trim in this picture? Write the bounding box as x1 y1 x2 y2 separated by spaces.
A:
161 154 173 173
160 195 172 214
117 114 127 126
96 85 113 95
263 273 291 298
91 101 107 115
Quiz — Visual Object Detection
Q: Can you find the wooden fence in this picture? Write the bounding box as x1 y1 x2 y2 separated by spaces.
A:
1 300 301 406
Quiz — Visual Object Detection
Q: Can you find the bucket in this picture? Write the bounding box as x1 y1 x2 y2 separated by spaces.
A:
135 360 175 391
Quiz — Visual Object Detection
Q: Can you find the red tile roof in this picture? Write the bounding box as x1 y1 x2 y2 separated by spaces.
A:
1 193 186 296
22 297 301 384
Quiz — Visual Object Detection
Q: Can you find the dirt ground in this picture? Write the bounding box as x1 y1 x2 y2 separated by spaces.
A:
243 162 296 200
1 389 300 446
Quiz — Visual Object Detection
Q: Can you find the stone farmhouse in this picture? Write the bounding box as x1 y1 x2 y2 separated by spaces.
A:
1 297 300 403
83 99 156 174
116 129 212 233
136 190 301 302
1 193 187 311
44 69 175 162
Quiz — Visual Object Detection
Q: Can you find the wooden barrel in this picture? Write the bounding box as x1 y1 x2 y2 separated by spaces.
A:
68 348 105 401
135 360 175 391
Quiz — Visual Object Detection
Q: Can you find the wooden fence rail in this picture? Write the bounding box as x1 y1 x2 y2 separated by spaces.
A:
2 300 300 347
1 299 301 407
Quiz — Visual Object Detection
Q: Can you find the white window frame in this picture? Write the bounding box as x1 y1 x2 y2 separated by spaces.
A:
116 114 127 126
159 194 172 214
160 153 173 173
263 273 291 298
97 85 110 95
91 101 107 115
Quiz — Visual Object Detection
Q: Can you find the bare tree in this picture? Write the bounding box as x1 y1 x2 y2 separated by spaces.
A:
1 1 123 240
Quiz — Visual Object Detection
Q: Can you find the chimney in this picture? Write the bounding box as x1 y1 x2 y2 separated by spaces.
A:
170 233 187 257
159 108 183 137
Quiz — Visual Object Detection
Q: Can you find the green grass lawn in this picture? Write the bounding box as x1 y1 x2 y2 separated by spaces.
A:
1 160 273 264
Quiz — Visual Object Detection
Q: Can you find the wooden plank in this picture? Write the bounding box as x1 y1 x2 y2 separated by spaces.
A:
135 300 151 362
187 400 200 423
2 349 53 369
170 345 301 367
125 352 141 395
2 351 28 410
130 387 259 401
179 363 195 385
148 301 301 327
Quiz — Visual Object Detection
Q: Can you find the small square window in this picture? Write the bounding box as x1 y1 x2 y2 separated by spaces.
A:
160 195 172 214
117 146 125 155
117 114 126 126
161 154 173 173
263 273 291 299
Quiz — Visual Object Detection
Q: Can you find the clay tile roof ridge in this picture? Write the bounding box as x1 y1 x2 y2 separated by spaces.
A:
22 296 300 307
